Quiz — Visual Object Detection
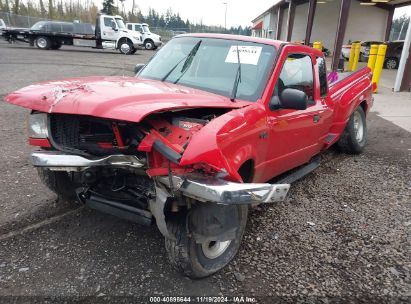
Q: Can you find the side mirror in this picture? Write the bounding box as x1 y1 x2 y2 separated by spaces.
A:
111 22 118 31
134 63 145 75
269 88 308 111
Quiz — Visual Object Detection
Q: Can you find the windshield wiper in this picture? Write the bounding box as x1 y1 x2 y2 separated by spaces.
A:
230 45 242 102
161 40 202 82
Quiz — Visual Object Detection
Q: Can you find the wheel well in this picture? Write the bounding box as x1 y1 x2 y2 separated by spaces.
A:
238 159 254 183
144 38 154 44
117 37 132 48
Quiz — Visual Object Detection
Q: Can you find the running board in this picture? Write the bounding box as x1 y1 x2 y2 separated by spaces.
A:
276 157 321 184
84 195 152 226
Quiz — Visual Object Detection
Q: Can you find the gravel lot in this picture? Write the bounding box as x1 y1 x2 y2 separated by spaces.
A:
0 41 410 302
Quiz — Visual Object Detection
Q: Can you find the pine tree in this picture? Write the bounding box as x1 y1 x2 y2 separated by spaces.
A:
39 0 46 17
4 0 10 13
48 0 53 19
102 0 115 15
13 0 19 14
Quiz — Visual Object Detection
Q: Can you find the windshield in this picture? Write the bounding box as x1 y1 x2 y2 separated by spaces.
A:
115 18 125 29
31 21 47 31
139 37 276 102
142 25 150 33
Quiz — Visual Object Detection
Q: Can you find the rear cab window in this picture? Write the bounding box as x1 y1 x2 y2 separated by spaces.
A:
317 57 328 98
273 53 315 105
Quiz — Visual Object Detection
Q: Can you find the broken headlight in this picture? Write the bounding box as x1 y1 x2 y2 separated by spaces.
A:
28 113 48 138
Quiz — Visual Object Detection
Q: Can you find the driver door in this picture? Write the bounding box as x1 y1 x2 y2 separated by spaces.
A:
101 16 116 40
263 52 323 180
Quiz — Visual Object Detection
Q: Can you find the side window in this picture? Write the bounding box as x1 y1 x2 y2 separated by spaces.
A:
104 17 113 27
50 23 62 32
317 57 328 97
127 24 132 30
274 53 314 102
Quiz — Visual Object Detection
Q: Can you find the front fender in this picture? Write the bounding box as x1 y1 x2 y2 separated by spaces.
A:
180 104 266 182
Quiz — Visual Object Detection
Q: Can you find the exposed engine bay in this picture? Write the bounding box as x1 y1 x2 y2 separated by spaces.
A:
44 108 229 213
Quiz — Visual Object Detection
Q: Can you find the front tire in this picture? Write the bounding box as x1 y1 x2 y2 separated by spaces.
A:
118 40 134 55
165 204 248 278
144 39 154 50
37 168 77 201
337 106 367 154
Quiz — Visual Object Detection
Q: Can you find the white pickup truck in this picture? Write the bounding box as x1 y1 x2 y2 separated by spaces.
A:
126 22 162 50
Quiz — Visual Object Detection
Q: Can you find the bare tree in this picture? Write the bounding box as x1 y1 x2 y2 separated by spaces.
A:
48 0 53 19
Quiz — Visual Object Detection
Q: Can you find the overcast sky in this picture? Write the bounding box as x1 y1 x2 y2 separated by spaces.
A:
94 0 410 28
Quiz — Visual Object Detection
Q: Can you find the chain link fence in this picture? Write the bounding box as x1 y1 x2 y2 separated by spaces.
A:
0 11 51 29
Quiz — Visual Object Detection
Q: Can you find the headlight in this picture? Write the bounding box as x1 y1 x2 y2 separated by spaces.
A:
28 113 48 138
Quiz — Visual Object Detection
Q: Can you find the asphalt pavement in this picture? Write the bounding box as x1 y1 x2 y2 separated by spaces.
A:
0 40 410 302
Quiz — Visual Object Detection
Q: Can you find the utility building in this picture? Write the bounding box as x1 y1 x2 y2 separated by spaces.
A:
252 0 411 90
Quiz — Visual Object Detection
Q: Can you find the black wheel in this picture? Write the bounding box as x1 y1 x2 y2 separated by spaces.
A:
130 48 137 54
118 40 134 55
37 168 77 201
35 36 51 50
144 39 155 50
337 106 367 154
165 204 248 278
50 42 62 50
384 57 398 69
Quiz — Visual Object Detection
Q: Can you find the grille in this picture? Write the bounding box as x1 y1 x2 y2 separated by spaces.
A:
49 114 115 154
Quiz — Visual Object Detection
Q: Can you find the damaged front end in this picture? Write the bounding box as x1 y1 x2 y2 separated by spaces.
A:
29 109 290 239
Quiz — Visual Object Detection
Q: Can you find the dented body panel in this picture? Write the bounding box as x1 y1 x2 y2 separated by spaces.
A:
5 76 249 122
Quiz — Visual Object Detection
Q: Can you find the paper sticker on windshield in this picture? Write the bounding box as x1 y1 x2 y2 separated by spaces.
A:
225 46 262 65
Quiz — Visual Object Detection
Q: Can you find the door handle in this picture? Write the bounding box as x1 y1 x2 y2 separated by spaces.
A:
313 114 321 123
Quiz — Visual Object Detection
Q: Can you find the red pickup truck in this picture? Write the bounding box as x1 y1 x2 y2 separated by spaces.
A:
5 34 373 278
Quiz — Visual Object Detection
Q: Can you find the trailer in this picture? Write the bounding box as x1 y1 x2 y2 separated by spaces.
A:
1 14 143 55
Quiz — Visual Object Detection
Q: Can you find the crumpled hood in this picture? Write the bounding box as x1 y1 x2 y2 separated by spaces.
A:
4 76 249 122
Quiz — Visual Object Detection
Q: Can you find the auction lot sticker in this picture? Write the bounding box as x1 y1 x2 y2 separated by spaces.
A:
225 45 262 65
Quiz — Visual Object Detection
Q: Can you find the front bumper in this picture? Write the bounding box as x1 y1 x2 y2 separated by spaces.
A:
158 175 290 204
154 41 163 47
31 150 145 171
31 150 290 204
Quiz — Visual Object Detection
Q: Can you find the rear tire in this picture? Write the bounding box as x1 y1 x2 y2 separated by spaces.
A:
37 168 77 201
165 204 248 278
337 106 367 154
35 36 51 50
50 42 62 50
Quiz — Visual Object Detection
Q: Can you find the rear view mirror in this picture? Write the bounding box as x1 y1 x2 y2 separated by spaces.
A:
134 64 145 75
269 88 308 111
111 21 118 31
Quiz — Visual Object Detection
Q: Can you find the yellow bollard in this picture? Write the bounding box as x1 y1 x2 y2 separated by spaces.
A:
313 41 322 51
351 42 361 71
367 44 378 73
371 44 387 93
348 42 357 71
